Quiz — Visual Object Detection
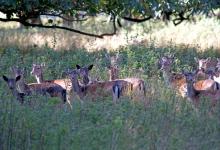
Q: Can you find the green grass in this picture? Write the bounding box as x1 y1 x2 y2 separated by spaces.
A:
0 45 220 149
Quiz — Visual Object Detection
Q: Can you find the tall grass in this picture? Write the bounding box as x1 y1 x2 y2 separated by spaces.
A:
0 45 220 149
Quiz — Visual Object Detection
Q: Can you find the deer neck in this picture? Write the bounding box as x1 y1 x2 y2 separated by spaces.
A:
162 68 172 86
109 69 119 81
71 77 84 95
186 80 199 98
11 89 23 103
16 76 30 94
35 74 44 83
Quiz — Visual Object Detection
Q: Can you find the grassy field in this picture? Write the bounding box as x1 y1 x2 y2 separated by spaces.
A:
0 45 220 149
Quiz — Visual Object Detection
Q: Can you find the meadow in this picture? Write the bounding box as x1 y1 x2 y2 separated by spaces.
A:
1 16 220 150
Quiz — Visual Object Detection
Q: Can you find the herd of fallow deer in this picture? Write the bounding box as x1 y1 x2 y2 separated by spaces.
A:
3 52 220 109
158 55 220 107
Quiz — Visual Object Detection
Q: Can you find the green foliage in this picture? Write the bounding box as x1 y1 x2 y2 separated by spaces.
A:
0 0 220 37
0 45 220 149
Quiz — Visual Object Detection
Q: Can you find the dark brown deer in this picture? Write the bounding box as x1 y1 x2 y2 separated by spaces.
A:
10 67 67 104
30 63 93 105
2 75 25 103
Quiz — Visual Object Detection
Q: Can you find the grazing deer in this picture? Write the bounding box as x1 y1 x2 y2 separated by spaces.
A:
10 67 67 103
2 75 25 103
183 71 220 107
30 63 93 105
158 56 217 97
67 69 133 103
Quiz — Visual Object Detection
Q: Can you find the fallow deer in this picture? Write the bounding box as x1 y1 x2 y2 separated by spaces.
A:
194 57 218 72
106 52 146 100
158 56 217 97
183 71 220 107
10 67 67 103
2 75 25 103
107 65 146 99
30 63 93 105
158 55 187 97
67 69 133 103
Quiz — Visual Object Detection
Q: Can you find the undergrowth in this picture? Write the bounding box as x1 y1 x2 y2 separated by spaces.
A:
0 45 220 149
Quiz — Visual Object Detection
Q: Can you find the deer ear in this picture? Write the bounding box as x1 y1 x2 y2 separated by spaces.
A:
76 64 81 69
2 75 8 82
168 54 174 59
41 63 45 67
194 57 198 62
206 57 211 62
16 75 21 82
88 64 93 70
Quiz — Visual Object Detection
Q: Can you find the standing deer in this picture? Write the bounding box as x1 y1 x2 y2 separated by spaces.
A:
183 71 220 107
67 69 133 103
158 55 187 97
158 56 217 97
30 63 93 105
105 52 146 100
10 67 67 104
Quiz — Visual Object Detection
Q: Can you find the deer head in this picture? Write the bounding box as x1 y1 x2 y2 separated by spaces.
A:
158 55 174 71
30 63 45 77
2 75 21 90
76 64 93 85
194 57 211 70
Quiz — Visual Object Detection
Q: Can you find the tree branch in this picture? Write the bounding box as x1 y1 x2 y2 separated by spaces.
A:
0 17 117 38
122 16 152 23
40 13 88 22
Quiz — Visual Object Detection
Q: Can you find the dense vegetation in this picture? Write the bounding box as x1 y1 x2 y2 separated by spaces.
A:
1 45 220 149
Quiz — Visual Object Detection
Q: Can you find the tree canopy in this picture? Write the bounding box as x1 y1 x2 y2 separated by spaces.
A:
0 0 220 38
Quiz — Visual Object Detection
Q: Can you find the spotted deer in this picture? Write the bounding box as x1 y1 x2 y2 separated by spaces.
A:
106 53 146 100
10 67 67 104
67 69 133 103
183 71 220 107
30 63 93 104
158 56 217 97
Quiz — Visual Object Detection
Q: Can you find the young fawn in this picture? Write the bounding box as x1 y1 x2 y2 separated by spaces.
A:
67 69 133 103
183 71 220 107
30 63 93 104
10 67 67 103
158 56 217 97
2 75 25 103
